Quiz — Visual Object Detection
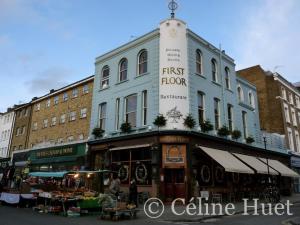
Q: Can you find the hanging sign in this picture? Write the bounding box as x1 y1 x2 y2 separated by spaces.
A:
159 19 189 130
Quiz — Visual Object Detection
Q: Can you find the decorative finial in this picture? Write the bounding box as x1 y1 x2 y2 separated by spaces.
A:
168 0 178 19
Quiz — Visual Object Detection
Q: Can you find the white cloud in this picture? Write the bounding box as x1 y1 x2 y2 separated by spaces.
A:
235 0 300 82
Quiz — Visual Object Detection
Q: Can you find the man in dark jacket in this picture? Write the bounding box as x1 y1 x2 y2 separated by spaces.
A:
129 178 138 207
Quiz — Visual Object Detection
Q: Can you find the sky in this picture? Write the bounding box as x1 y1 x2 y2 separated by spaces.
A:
0 0 300 112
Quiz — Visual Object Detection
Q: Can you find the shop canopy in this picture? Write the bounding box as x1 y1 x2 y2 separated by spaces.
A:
29 171 69 178
258 158 300 178
233 153 279 175
198 146 254 174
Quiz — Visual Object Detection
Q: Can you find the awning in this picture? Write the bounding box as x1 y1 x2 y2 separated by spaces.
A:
109 144 151 151
28 171 69 178
30 156 79 164
233 153 279 175
258 158 300 178
198 146 254 174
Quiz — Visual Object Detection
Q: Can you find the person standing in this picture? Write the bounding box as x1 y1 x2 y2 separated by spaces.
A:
109 173 120 199
129 178 138 207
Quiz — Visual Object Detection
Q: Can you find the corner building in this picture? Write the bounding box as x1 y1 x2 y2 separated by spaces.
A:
88 18 297 200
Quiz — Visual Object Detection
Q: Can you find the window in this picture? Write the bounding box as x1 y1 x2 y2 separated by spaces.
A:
69 111 76 121
291 108 297 126
125 94 137 127
72 88 78 98
60 114 66 124
16 128 21 136
78 134 84 140
57 138 64 144
142 90 147 126
289 92 294 105
63 92 68 101
196 49 202 74
281 87 287 99
33 122 38 131
295 96 300 108
197 92 205 124
46 99 51 107
22 126 25 135
80 108 87 118
284 103 290 123
25 108 29 116
295 131 300 152
101 65 110 89
99 103 107 130
67 136 74 142
54 96 59 105
83 84 89 94
214 98 220 130
211 59 218 82
138 50 148 75
115 98 120 130
287 128 294 151
51 117 57 126
227 104 233 131
242 111 248 139
237 86 244 102
119 58 128 82
225 67 230 89
43 119 48 128
36 103 40 111
249 91 255 108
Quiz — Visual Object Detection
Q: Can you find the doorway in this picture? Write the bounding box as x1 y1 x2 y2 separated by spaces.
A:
164 168 186 200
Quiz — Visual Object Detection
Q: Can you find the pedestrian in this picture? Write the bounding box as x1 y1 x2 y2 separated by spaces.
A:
109 173 120 199
129 178 138 207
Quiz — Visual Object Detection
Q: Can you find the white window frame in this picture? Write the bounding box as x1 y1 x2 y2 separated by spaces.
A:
54 96 59 105
142 90 147 126
197 91 205 124
287 127 294 151
115 98 120 130
289 92 294 105
214 98 220 130
225 67 231 89
83 84 89 94
211 59 218 82
227 104 234 131
72 88 78 98
69 111 76 121
119 58 128 82
99 103 107 130
196 49 203 75
36 103 40 111
33 122 38 131
295 130 300 152
46 99 51 108
295 96 300 109
284 103 290 123
291 108 297 126
63 93 68 101
242 111 248 139
80 108 87 118
248 91 255 108
60 114 66 124
138 50 148 75
101 65 110 89
281 87 287 100
51 117 57 126
43 119 48 128
125 94 138 127
237 85 244 102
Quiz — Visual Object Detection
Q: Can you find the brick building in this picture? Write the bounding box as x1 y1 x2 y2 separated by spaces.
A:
238 65 300 193
15 75 94 172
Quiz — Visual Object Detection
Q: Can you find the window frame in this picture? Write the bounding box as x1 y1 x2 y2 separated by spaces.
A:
214 98 220 130
197 91 205 125
138 50 148 75
99 102 107 130
125 94 138 127
225 67 231 89
101 65 110 89
142 90 147 126
211 59 218 82
119 58 128 82
196 49 203 75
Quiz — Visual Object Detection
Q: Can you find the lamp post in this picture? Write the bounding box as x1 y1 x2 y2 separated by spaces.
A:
262 132 270 183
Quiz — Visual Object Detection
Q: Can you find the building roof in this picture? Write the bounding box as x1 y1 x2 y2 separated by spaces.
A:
294 82 300 87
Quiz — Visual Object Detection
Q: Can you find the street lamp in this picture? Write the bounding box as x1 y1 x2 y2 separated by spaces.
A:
262 131 271 184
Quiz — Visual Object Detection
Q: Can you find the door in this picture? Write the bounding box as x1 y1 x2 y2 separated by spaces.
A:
164 168 186 201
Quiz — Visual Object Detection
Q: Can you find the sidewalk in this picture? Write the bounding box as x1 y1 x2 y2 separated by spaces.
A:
141 194 300 222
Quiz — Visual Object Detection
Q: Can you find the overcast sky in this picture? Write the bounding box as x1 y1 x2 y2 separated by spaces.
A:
1 0 300 112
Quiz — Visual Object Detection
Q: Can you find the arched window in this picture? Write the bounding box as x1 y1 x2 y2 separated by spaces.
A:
237 86 244 102
248 91 255 108
119 58 128 82
196 49 203 74
211 59 218 82
101 65 109 89
225 67 230 89
138 50 147 75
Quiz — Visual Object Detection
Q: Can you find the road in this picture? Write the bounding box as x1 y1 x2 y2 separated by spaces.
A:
0 203 299 225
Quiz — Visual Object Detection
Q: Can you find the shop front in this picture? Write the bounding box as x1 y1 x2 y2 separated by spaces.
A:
88 131 299 202
291 154 300 193
29 143 87 172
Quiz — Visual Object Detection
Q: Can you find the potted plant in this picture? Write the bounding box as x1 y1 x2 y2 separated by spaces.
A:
200 120 213 133
92 127 104 138
246 136 255 144
120 122 132 133
217 125 231 137
153 114 167 129
183 114 196 130
231 130 242 140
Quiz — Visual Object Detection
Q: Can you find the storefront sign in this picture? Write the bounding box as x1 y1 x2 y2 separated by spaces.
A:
159 19 189 130
36 147 75 159
160 135 189 143
162 144 186 168
291 156 300 168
